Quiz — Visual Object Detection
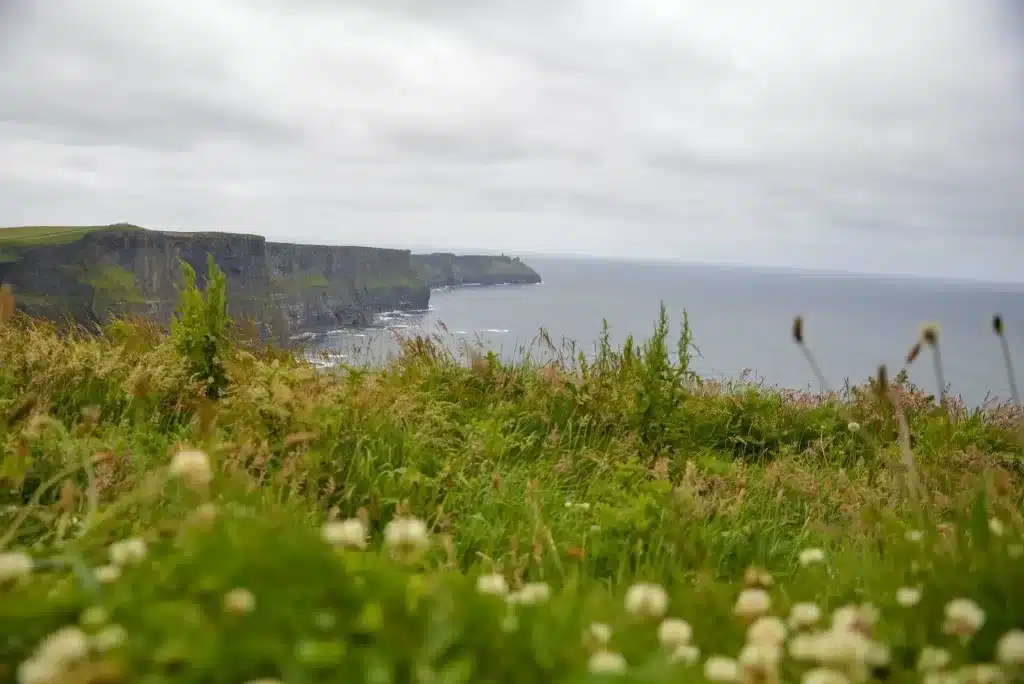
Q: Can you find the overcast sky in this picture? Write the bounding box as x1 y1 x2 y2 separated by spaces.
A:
1 1 1022 282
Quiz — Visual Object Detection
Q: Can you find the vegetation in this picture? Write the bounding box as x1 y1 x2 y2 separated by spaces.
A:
0 225 142 247
0 263 1022 684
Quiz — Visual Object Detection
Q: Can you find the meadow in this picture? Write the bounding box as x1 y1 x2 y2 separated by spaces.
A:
0 261 1022 684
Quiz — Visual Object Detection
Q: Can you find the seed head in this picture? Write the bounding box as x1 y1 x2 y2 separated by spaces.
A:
94 565 121 584
917 646 952 672
169 449 213 489
993 315 1004 336
921 324 939 346
789 602 822 630
108 537 147 567
792 316 805 344
906 341 922 364
831 603 878 634
508 581 551 605
704 656 742 682
739 642 782 680
0 551 33 584
802 667 852 684
988 518 1005 537
875 365 889 396
586 622 613 648
896 587 922 608
16 657 61 684
799 547 826 567
475 573 509 597
734 588 772 621
322 518 367 550
223 588 256 616
748 616 788 646
91 624 128 652
383 516 429 558
996 628 1024 665
624 582 669 619
36 625 89 667
669 643 701 665
942 598 985 639
744 566 774 588
588 650 627 675
657 618 693 648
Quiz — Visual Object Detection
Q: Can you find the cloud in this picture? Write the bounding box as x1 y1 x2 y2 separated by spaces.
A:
0 0 1021 281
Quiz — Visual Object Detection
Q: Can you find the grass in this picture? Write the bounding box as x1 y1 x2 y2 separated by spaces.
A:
0 225 144 248
0 296 1023 684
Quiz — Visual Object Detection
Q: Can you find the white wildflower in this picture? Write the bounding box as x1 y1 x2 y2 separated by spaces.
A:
508 582 551 605
588 650 627 674
670 643 700 665
322 518 367 550
624 582 669 619
739 641 781 679
91 624 127 652
831 603 878 633
847 422 861 433
918 646 952 672
748 615 787 646
94 565 121 584
16 658 61 684
789 602 823 630
744 566 774 588
799 547 827 567
383 517 429 558
0 551 33 584
989 518 1005 537
734 588 772 621
896 587 922 607
223 588 256 615
996 628 1024 665
475 573 509 597
586 622 613 648
36 625 89 666
803 667 852 684
169 449 213 488
959 664 1004 684
943 598 985 639
108 537 147 567
704 656 742 682
906 529 924 543
657 618 693 647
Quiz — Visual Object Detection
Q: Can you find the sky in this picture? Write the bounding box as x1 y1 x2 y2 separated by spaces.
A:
1 0 1022 282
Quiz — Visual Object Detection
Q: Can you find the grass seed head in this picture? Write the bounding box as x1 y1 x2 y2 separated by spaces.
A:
943 598 985 640
734 588 772 621
169 449 213 490
657 618 693 648
748 616 787 646
383 516 429 559
108 538 147 567
788 603 823 630
993 314 1004 336
670 643 701 665
704 655 742 682
921 324 939 346
586 623 613 649
588 650 627 675
624 582 669 619
798 547 826 567
322 518 367 550
223 588 257 616
896 587 922 608
792 316 804 345
475 573 509 597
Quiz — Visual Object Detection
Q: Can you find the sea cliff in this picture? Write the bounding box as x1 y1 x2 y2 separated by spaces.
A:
0 225 540 336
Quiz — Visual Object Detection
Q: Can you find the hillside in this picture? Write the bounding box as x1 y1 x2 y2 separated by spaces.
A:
0 283 1021 683
411 252 542 288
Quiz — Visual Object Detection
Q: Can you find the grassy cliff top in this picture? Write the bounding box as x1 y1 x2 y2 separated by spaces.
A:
0 224 145 246
0 299 1021 682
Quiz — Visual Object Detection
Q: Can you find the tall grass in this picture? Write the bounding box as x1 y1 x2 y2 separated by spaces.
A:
0 274 1022 683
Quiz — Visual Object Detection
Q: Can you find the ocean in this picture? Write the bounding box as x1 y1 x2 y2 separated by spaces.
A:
308 255 1024 408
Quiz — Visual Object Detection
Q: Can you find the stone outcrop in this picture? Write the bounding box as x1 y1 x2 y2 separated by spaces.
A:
411 253 542 288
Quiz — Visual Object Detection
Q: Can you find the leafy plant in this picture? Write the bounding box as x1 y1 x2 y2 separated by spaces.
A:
171 254 232 399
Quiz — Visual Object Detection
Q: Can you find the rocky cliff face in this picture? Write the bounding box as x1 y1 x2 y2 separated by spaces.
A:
411 253 542 288
0 226 428 335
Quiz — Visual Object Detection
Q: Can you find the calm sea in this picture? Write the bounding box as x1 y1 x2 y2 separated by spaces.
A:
308 256 1024 407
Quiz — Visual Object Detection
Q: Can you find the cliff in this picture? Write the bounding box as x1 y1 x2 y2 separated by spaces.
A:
411 253 542 288
0 225 428 335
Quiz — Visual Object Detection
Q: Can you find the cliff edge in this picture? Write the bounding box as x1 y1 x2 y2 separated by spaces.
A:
0 225 428 335
411 253 542 288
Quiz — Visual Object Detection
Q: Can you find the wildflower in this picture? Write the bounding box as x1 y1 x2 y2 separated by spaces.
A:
657 618 693 648
508 582 551 605
704 655 742 682
383 517 429 558
0 551 33 584
169 448 213 489
739 641 782 682
91 624 127 652
94 565 121 584
996 628 1024 665
799 547 826 567
586 622 613 648
322 518 367 550
959 664 1004 684
108 537 147 567
943 598 985 640
223 588 257 615
16 658 61 684
831 603 878 634
803 667 852 684
36 626 89 666
588 650 627 675
896 587 922 607
918 646 952 672
624 582 669 619
734 588 771 621
747 615 787 646
670 643 701 665
475 573 509 597
989 518 1005 537
744 566 774 588
906 529 924 543
847 422 861 433
789 602 822 630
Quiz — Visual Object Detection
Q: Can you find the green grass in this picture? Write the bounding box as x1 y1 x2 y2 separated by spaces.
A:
0 298 1022 684
0 225 144 247
86 265 145 305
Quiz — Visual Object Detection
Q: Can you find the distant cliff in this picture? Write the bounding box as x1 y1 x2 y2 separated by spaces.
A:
411 253 542 288
0 225 428 336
